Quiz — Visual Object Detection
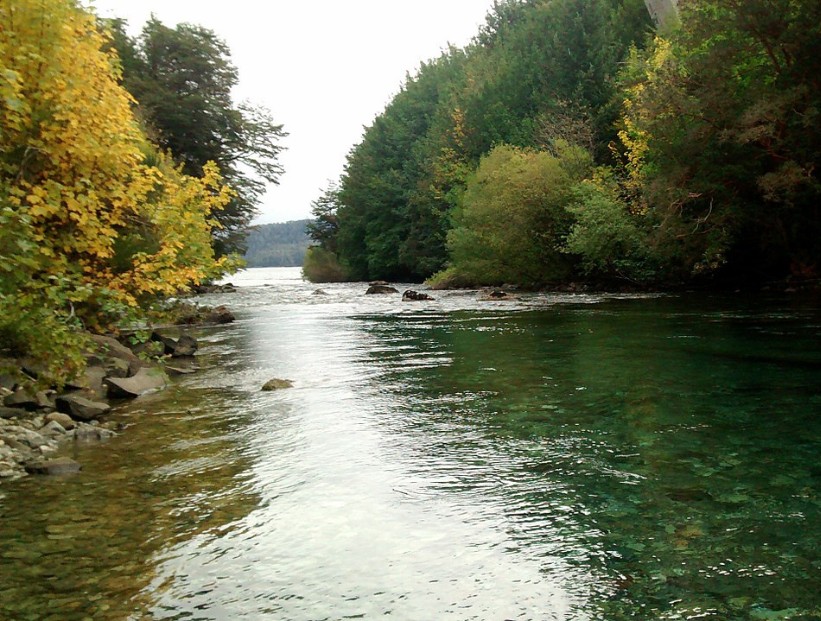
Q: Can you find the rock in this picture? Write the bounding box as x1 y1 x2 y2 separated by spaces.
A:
89 334 144 376
402 290 434 301
165 365 197 376
44 412 76 431
35 390 54 410
3 388 39 411
0 406 25 420
172 334 198 357
369 280 391 286
25 457 81 476
205 305 235 324
105 367 167 398
151 331 179 355
192 283 236 294
366 285 399 295
74 426 116 443
55 394 111 422
313 289 328 295
262 378 294 391
41 420 67 436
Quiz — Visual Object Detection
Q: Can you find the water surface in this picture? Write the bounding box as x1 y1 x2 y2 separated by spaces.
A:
1 267 819 620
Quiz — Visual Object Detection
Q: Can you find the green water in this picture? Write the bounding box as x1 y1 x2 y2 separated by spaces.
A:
0 269 819 620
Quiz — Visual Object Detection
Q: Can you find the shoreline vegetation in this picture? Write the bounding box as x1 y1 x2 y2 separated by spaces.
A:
303 0 820 293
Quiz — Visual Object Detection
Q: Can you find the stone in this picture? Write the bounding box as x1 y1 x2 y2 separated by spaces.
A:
205 305 235 324
25 457 81 476
151 331 179 355
89 334 144 376
0 406 25 420
262 378 294 391
74 426 116 443
172 335 198 357
313 289 328 295
105 367 167 398
55 394 111 422
41 420 67 436
402 290 434 301
366 285 399 295
45 412 76 431
3 388 39 411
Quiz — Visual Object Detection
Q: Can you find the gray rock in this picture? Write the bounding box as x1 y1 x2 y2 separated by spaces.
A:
262 378 294 391
41 420 67 436
105 367 167 398
366 285 399 295
204 305 235 324
44 412 76 431
25 457 81 476
172 335 198 357
88 334 144 376
3 389 39 411
0 406 25 420
55 394 110 421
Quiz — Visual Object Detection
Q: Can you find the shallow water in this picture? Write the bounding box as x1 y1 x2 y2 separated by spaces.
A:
1 267 820 620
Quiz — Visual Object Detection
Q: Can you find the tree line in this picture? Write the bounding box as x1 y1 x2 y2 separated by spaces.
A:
245 220 311 268
0 0 285 384
305 0 820 289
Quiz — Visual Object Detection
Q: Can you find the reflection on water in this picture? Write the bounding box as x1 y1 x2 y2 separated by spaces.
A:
1 267 820 620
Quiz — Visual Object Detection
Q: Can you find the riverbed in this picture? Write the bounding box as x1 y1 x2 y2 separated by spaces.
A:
1 267 819 620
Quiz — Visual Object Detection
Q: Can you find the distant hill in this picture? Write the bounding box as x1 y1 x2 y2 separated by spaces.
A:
244 220 311 267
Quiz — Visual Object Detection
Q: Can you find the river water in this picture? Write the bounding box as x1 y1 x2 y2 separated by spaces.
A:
1 267 820 621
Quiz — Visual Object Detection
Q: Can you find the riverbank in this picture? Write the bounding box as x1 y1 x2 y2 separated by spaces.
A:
0 303 236 482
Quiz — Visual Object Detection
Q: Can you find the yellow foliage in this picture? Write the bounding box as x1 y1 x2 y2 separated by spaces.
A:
0 0 233 335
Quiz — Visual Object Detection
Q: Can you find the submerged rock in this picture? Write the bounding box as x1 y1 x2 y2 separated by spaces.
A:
25 457 81 476
262 378 294 391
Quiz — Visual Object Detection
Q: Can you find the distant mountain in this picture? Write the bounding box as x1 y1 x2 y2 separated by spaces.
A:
244 220 311 267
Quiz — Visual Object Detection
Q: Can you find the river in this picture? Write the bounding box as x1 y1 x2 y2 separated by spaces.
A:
1 267 820 620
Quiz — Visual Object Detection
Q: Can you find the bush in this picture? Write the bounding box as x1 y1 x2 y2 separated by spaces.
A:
302 246 347 283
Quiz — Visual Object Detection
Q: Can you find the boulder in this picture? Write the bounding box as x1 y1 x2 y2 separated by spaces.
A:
366 285 399 295
0 406 25 420
172 335 198 357
262 378 294 391
41 420 67 436
205 305 235 324
55 394 111 422
313 289 328 296
402 290 434 301
105 367 167 398
25 457 81 476
3 388 39 411
89 334 144 375
45 412 76 431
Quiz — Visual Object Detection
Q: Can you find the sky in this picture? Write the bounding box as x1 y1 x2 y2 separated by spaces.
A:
86 0 497 224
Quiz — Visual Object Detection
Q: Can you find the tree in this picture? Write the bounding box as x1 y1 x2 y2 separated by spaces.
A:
1 0 231 383
111 18 287 255
306 182 341 254
433 143 592 288
617 0 821 281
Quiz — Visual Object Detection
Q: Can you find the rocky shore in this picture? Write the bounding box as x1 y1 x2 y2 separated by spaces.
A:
0 304 235 482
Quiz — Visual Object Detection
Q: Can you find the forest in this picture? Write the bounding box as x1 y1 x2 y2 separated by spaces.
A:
305 0 821 289
244 220 311 268
0 0 285 384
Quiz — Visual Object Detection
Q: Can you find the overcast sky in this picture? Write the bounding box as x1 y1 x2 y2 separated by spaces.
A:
86 0 496 224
